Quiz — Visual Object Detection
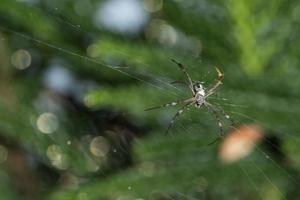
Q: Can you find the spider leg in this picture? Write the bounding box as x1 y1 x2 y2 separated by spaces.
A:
171 80 195 96
205 66 224 97
205 102 235 127
166 102 193 134
206 137 222 146
145 97 194 111
170 80 189 86
204 102 224 137
171 59 194 93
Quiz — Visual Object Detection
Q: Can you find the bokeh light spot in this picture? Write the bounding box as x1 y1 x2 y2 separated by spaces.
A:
36 112 59 134
219 124 264 164
94 0 149 35
86 44 99 58
90 136 110 157
146 19 177 45
47 145 69 170
11 49 32 70
86 159 100 172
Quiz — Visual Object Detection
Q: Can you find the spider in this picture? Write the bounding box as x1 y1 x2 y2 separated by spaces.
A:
146 59 234 137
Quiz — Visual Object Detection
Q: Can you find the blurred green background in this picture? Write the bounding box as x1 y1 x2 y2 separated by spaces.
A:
1 0 300 199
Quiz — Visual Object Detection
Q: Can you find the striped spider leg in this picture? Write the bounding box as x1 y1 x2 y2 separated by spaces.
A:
204 67 234 133
145 97 195 133
205 67 224 97
146 59 233 136
203 102 235 144
171 59 195 95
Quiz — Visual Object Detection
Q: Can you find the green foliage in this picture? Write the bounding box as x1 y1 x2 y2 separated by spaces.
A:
0 0 300 200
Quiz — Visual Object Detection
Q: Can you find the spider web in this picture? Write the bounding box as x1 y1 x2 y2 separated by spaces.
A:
1 1 300 200
0 25 292 200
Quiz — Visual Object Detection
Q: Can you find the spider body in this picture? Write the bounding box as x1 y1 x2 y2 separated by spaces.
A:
146 59 233 136
194 83 206 107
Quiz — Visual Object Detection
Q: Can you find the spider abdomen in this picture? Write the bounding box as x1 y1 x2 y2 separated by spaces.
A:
195 93 205 107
